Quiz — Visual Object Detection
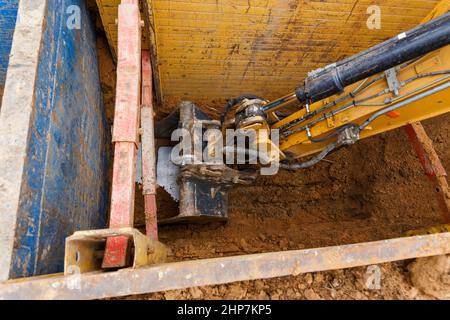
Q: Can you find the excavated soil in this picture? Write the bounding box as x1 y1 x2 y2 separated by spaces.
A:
97 33 450 300
409 255 450 300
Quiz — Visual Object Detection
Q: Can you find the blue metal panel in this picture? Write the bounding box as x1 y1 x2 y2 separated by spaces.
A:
10 0 110 278
0 0 18 85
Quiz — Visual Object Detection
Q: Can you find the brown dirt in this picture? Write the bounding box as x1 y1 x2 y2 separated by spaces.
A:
120 262 430 300
409 255 450 299
96 36 116 127
156 116 446 251
96 33 450 300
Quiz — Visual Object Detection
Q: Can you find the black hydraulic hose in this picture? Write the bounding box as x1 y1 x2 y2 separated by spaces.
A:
226 79 450 171
279 141 340 170
294 11 450 105
224 145 337 170
307 123 358 143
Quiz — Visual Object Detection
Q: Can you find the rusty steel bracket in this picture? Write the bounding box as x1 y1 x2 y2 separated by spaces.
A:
64 228 167 275
405 122 450 223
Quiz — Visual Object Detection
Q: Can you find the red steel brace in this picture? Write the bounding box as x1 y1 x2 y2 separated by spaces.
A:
141 50 159 240
405 122 450 223
102 0 142 268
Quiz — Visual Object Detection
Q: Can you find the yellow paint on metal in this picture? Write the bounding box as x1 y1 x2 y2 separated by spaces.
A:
275 46 450 157
406 224 450 236
272 1 450 158
96 0 442 101
96 0 151 56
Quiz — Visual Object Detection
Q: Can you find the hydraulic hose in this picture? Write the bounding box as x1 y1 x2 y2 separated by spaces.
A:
294 12 450 105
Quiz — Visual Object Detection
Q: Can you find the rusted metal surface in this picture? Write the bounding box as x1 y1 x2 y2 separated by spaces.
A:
1 233 449 300
64 228 167 275
158 101 258 225
103 0 142 269
141 50 158 240
405 122 450 223
144 195 158 239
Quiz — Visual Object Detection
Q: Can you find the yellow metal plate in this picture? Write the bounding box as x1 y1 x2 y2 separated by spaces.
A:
97 0 442 101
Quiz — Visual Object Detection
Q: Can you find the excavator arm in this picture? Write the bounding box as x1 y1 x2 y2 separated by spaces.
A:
157 9 450 224
229 10 450 165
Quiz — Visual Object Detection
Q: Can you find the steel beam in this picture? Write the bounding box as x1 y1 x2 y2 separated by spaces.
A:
1 233 449 300
103 0 142 269
141 50 158 240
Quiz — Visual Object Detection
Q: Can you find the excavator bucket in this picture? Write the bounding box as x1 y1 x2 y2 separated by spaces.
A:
155 102 231 224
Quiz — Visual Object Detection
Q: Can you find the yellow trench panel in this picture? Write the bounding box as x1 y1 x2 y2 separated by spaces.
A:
97 0 442 101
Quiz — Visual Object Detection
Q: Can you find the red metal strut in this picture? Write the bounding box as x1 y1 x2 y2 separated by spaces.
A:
102 0 142 268
405 122 450 223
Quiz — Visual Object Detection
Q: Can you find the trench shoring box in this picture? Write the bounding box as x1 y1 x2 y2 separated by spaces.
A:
0 0 109 280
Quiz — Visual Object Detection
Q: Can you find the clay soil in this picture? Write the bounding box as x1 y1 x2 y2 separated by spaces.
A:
97 34 449 300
